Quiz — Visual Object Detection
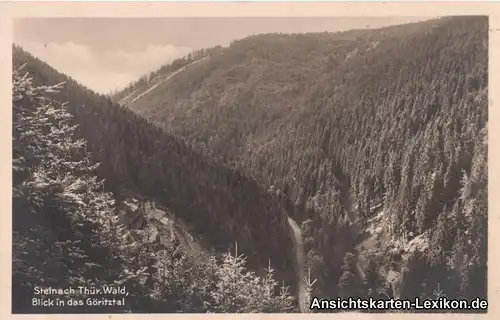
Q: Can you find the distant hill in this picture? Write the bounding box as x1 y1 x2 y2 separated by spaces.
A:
113 16 488 304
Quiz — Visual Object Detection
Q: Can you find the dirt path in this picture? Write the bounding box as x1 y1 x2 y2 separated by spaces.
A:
287 216 308 313
126 57 209 106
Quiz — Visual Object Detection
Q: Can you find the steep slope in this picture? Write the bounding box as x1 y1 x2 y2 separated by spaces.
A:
116 15 488 305
12 47 299 300
121 57 210 107
111 46 222 104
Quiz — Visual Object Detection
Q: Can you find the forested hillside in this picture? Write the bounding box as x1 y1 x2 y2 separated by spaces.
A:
114 16 488 307
111 46 224 105
12 48 300 313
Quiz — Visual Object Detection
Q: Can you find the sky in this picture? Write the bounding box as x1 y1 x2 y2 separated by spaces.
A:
14 17 431 94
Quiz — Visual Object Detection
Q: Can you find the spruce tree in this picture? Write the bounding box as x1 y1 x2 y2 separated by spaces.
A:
12 66 151 312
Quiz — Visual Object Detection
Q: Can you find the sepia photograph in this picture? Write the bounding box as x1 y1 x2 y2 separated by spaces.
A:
9 9 488 315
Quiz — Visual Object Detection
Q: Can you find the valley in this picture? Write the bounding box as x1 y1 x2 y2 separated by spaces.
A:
12 16 488 313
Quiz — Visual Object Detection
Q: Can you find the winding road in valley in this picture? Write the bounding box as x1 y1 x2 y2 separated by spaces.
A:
287 216 308 313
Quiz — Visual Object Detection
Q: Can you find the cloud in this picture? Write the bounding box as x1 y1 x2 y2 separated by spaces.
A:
16 41 193 94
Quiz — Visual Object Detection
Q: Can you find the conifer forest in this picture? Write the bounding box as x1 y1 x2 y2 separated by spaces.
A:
12 16 487 313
